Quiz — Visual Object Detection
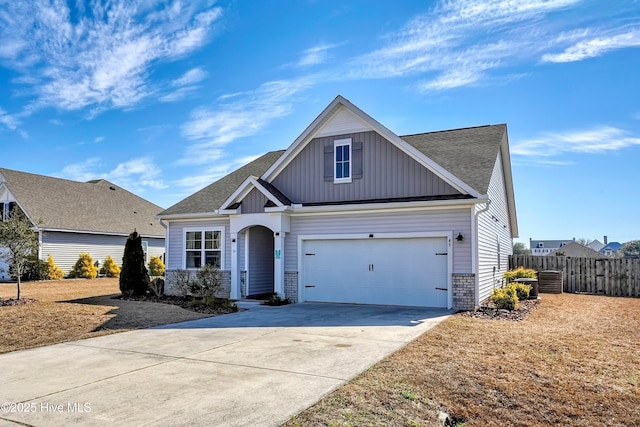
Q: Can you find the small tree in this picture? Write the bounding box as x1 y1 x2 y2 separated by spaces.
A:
100 255 121 278
512 242 531 255
148 255 165 276
619 240 640 259
119 230 150 297
46 255 65 280
69 253 98 279
0 208 38 299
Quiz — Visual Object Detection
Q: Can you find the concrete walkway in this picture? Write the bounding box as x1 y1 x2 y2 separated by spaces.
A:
1 303 450 427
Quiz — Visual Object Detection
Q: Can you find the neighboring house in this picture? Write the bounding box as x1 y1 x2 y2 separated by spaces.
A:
157 95 519 310
587 239 605 252
551 241 607 258
529 239 573 256
600 242 622 257
0 168 165 280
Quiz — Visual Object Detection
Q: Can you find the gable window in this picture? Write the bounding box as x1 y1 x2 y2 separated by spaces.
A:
334 138 352 183
0 202 16 221
184 228 223 269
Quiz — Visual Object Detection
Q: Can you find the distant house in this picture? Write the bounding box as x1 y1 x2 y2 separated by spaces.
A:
529 239 573 256
552 241 606 258
600 242 622 257
158 95 519 310
0 168 165 280
587 239 605 252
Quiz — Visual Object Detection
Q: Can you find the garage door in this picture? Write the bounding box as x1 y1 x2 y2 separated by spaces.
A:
302 237 449 307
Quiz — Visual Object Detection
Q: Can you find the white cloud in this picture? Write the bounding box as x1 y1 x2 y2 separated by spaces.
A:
0 108 18 130
94 136 105 143
49 119 63 126
178 76 317 164
344 0 639 91
542 29 640 63
512 126 640 156
173 154 262 193
0 1 222 114
172 67 208 86
59 157 167 193
297 44 338 67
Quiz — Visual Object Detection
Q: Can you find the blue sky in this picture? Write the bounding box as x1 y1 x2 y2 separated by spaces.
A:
1 0 639 246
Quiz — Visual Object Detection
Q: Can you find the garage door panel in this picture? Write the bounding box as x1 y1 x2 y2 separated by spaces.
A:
302 237 449 308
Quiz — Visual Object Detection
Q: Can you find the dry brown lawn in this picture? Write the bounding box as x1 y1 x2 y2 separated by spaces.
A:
286 294 640 427
0 278 210 354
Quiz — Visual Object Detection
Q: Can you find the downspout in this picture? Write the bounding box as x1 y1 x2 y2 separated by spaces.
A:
472 199 491 306
159 219 168 266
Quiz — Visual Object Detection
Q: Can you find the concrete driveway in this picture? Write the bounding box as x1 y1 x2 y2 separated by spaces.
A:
1 302 450 427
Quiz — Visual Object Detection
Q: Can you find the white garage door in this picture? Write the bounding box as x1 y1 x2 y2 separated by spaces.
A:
302 237 449 307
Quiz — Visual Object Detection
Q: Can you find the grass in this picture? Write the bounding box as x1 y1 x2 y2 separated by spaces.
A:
285 293 640 427
0 278 211 354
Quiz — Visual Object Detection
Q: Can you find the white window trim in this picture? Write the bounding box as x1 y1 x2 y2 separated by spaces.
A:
142 240 149 264
183 227 225 270
334 138 352 184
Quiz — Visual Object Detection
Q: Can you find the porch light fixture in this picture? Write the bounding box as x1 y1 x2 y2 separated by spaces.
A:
456 232 464 242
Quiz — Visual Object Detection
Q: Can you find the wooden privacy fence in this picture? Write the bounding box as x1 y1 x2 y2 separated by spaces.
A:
509 255 640 297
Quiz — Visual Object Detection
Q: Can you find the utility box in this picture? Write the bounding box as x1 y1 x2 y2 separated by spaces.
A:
538 270 563 294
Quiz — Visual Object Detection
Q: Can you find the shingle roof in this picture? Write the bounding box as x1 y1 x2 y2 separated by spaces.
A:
0 168 164 237
159 125 506 216
159 150 286 216
400 124 506 194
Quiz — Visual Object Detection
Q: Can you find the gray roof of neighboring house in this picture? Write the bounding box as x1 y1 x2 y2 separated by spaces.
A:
159 125 507 216
400 124 506 195
0 168 165 237
552 241 607 258
159 150 286 216
530 239 573 250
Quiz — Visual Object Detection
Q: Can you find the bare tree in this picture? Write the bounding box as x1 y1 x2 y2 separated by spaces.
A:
0 208 38 299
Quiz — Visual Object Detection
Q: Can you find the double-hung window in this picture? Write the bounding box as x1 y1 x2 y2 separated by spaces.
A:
185 228 223 269
334 138 352 183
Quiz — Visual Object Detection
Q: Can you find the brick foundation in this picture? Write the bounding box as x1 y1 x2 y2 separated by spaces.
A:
240 270 247 298
452 273 476 311
284 271 298 302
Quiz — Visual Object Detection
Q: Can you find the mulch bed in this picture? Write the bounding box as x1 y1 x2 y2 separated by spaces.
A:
114 294 238 315
0 297 37 307
458 298 540 321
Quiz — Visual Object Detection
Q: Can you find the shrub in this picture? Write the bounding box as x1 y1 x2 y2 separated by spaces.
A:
148 277 165 297
503 267 537 283
100 255 121 278
169 265 222 298
148 255 165 276
69 253 98 279
490 286 518 310
46 255 65 280
511 282 531 301
262 293 291 306
12 255 48 281
119 230 150 297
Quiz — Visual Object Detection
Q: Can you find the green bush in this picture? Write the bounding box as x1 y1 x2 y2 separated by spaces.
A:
148 255 165 276
503 267 537 283
12 255 48 281
100 255 121 278
119 231 150 297
490 286 518 310
46 255 65 280
261 293 291 306
69 253 98 279
510 282 531 301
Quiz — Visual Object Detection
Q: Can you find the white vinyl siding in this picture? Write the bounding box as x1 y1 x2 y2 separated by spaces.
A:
477 151 513 303
285 208 472 273
166 219 230 271
40 231 165 276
